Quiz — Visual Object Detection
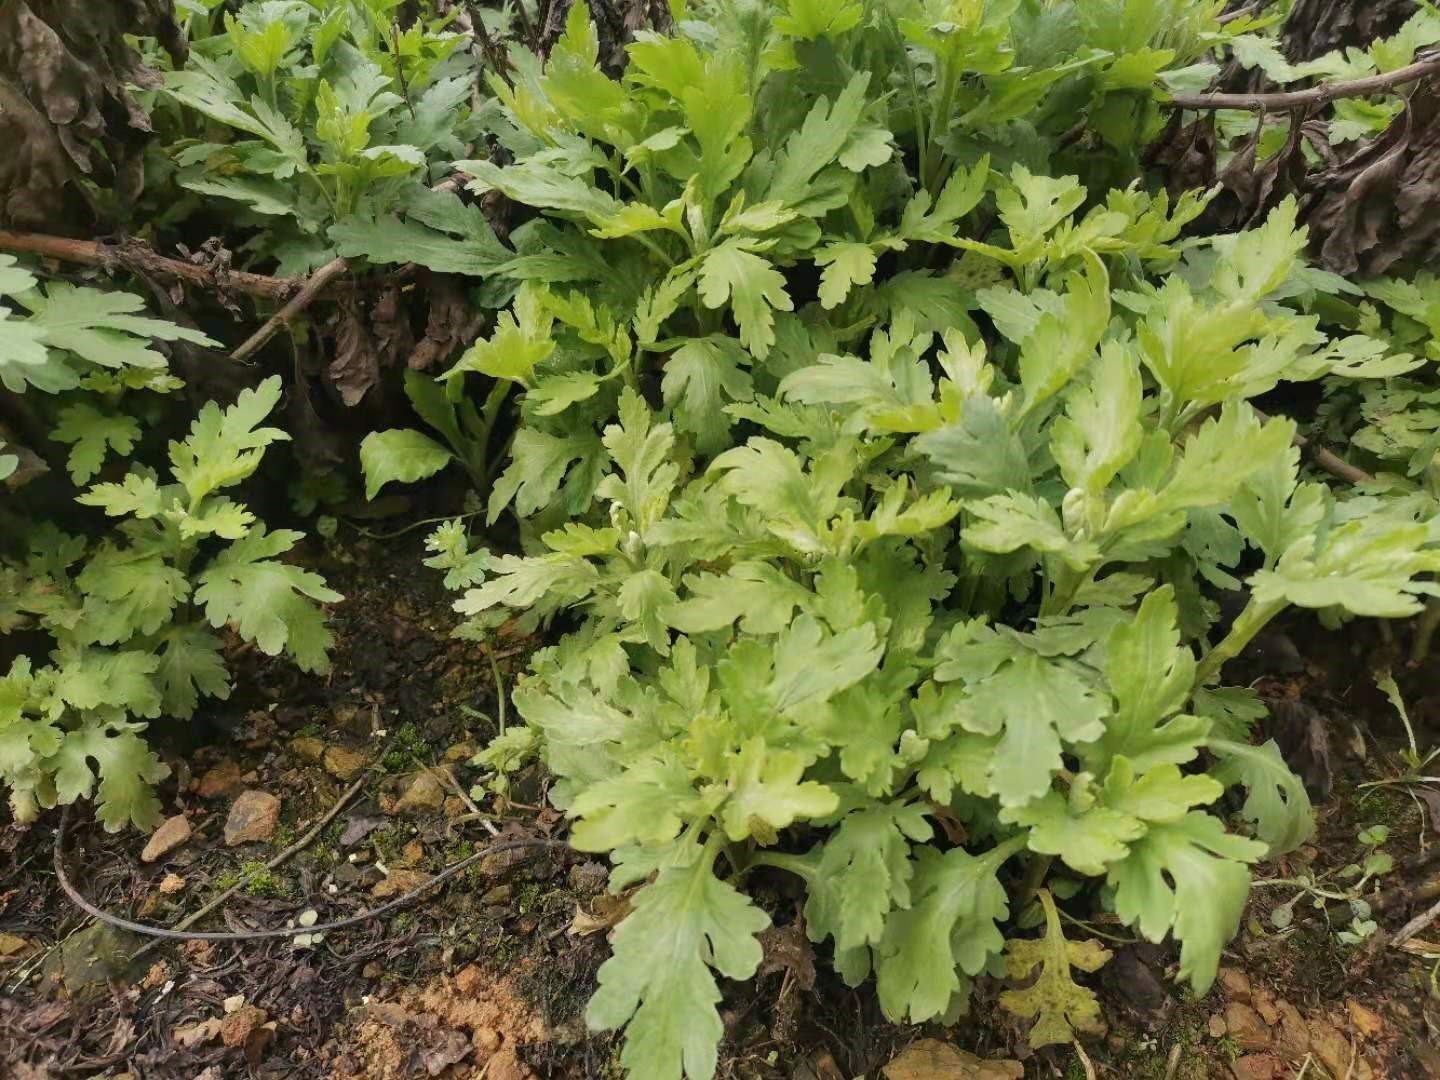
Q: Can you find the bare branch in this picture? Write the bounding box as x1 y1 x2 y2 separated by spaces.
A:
1253 408 1376 485
229 257 350 363
0 229 302 301
1168 55 1440 112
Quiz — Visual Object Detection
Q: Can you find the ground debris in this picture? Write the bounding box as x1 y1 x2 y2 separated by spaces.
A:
195 758 243 798
881 1039 1024 1079
141 814 192 862
224 789 281 845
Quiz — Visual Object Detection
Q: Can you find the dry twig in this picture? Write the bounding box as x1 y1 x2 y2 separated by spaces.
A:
228 256 349 363
0 229 302 301
129 773 367 961
1253 407 1376 485
1169 55 1440 112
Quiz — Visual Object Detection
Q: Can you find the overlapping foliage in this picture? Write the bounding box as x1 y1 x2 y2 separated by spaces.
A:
0 255 338 829
384 4 1436 1075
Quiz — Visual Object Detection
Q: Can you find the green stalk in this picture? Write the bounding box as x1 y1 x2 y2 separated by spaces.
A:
1013 850 1052 912
1196 595 1287 684
470 380 512 485
924 61 961 193
1039 562 1094 618
1410 597 1440 667
632 232 676 269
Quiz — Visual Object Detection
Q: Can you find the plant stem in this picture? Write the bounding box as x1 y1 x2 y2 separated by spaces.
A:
1411 597 1440 667
476 380 512 473
924 61 961 193
1014 851 1053 912
1196 595 1287 684
632 231 675 268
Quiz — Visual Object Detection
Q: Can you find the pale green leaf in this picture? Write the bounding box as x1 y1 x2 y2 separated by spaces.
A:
359 429 455 500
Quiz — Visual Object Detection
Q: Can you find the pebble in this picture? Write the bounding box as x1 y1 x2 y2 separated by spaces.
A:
220 1003 268 1048
443 741 477 763
195 759 242 798
323 745 369 781
0 932 30 957
1224 1002 1273 1052
224 790 281 845
289 737 325 764
454 964 485 995
1217 967 1252 1004
1230 1054 1283 1080
1347 998 1384 1039
394 770 446 814
372 869 430 899
1309 1019 1370 1080
140 815 192 863
158 873 187 895
1275 1000 1312 1058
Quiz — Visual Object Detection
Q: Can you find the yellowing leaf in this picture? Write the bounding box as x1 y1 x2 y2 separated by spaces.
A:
999 890 1110 1048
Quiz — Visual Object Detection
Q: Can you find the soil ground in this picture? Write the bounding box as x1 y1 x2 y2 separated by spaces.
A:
4 537 1440 1079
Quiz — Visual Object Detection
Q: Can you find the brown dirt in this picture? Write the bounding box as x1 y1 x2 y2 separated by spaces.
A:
4 543 1440 1079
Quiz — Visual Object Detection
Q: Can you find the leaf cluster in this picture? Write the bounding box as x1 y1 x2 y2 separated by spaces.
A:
331 5 1440 1075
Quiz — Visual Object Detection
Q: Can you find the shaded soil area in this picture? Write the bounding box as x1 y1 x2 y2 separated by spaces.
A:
4 539 1440 1079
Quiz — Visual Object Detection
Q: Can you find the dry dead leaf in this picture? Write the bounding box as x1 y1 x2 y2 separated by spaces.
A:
757 923 817 991
568 892 632 936
173 1016 223 1049
882 1038 1024 1080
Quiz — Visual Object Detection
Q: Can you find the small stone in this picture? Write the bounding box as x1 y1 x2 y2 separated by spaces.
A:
224 790 281 845
881 1039 1024 1080
158 873 187 895
196 759 242 798
0 932 31 957
481 884 513 905
1347 999 1384 1039
362 961 383 979
394 770 446 814
1208 1014 1228 1038
141 815 192 863
442 796 467 819
443 741 477 763
1252 989 1280 1026
1309 1020 1370 1080
289 737 325 764
569 862 608 896
1218 967 1253 1003
220 1003 268 1048
1224 1002 1273 1053
1275 1000 1311 1058
454 964 485 996
1230 1054 1283 1080
372 869 430 899
397 839 425 868
324 746 369 781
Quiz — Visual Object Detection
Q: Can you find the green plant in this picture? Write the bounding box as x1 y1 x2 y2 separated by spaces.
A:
238 858 291 897
2 356 340 829
380 5 1440 1077
1258 823 1395 946
151 0 510 275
